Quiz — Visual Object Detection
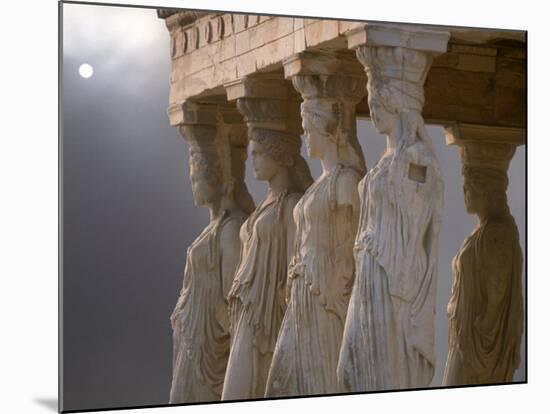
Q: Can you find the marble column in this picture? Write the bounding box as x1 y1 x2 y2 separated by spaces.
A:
263 51 367 397
443 123 524 386
169 100 254 403
221 75 313 400
338 24 450 392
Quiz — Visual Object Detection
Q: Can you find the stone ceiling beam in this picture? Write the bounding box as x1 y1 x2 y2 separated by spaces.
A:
160 11 526 134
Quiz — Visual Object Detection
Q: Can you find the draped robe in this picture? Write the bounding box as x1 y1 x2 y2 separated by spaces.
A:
222 192 300 400
338 141 444 391
265 165 361 397
443 215 523 385
170 211 246 403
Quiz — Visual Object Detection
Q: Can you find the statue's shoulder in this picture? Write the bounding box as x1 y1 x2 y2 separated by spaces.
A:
405 141 438 167
285 191 303 207
337 165 363 182
225 208 248 223
334 166 362 209
219 209 246 238
482 217 518 242
335 166 363 194
279 192 302 225
478 217 519 270
401 142 443 192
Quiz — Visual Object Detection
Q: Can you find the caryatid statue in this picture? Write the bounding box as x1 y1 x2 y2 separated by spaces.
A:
222 76 313 400
169 101 255 403
338 26 449 392
443 133 524 386
265 51 367 397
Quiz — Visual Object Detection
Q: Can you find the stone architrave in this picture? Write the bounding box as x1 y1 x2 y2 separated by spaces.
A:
169 101 255 404
221 75 313 400
442 124 524 386
264 51 367 397
337 24 449 392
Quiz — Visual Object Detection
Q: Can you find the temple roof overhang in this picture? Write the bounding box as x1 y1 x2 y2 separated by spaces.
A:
158 9 525 144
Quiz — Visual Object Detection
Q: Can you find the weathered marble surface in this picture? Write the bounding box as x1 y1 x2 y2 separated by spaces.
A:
222 82 313 400
265 53 366 397
443 140 523 385
160 12 525 130
169 104 255 404
338 32 446 391
158 14 526 401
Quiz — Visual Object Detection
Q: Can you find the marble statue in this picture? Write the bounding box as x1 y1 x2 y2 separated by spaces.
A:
157 14 526 399
338 46 444 392
265 72 366 397
169 120 255 404
221 126 313 400
443 141 523 386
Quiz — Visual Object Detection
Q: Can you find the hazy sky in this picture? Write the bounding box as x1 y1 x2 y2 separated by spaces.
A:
62 3 526 411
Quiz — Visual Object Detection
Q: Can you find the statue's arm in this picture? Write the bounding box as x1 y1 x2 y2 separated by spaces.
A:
476 223 515 343
284 194 300 304
284 194 301 264
219 218 243 300
170 257 190 327
336 169 361 214
381 146 443 301
335 169 361 247
334 170 361 293
400 142 443 195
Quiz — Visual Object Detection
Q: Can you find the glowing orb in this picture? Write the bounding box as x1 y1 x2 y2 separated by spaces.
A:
78 63 94 79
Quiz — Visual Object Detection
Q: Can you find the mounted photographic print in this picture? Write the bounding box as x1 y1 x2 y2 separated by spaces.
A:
60 0 526 412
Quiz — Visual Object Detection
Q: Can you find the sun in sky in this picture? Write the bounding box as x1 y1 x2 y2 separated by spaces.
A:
78 63 94 79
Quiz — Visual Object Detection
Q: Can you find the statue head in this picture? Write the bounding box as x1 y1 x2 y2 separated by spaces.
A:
460 142 515 217
300 99 339 159
290 72 367 176
367 92 397 136
178 100 256 215
233 90 313 193
300 97 366 176
188 148 223 207
357 46 430 138
182 123 226 207
228 142 256 215
249 127 313 192
181 122 255 215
